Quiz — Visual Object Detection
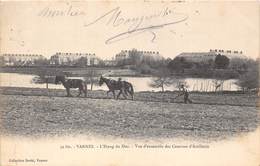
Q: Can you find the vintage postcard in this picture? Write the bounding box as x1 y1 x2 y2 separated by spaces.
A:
0 1 259 166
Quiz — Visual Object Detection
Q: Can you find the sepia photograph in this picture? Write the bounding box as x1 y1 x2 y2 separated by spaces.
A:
0 1 259 166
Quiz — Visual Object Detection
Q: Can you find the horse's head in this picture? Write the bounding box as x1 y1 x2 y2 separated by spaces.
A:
99 76 104 86
55 75 65 84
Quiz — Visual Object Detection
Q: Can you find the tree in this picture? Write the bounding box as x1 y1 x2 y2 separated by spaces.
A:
212 79 225 92
214 54 230 69
0 56 4 66
34 58 49 66
96 59 105 67
129 49 142 65
176 80 189 90
135 63 155 74
233 58 259 92
84 69 99 90
167 57 192 73
236 69 259 92
75 57 88 67
149 68 174 92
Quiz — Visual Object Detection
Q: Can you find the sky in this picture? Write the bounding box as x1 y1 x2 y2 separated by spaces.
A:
0 1 259 60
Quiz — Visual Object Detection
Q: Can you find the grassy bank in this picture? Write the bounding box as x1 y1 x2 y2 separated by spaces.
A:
0 87 258 107
0 66 142 77
0 66 243 79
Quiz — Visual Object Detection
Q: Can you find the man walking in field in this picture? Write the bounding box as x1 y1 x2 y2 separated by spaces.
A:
177 84 192 104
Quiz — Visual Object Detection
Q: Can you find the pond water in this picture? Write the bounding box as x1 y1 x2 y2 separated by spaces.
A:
0 73 240 92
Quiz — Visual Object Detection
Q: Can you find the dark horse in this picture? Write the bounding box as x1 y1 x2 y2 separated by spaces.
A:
99 76 134 100
55 75 87 97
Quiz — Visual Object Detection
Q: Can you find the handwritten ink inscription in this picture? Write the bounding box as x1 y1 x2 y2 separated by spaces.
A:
84 7 188 44
38 4 86 17
38 5 188 44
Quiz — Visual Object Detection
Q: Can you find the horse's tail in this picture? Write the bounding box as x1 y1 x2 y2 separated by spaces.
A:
128 83 134 100
84 81 87 97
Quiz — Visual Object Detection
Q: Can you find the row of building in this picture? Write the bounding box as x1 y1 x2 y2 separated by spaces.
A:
0 54 45 66
0 49 246 66
49 52 99 66
0 49 164 66
0 52 100 66
115 50 163 61
176 49 246 63
114 49 246 65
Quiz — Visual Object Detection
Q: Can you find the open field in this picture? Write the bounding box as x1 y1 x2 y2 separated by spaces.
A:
0 87 259 141
0 87 258 107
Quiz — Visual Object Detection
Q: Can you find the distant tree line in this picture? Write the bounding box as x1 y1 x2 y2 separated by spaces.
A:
115 49 170 75
167 54 231 72
235 58 259 92
167 54 258 77
120 52 258 92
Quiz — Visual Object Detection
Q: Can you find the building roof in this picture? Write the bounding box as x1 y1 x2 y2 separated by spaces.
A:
178 52 215 57
177 49 247 61
55 52 95 56
2 53 43 57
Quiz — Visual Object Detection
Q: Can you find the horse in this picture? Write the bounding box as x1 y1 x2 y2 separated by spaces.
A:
55 75 87 97
99 76 134 100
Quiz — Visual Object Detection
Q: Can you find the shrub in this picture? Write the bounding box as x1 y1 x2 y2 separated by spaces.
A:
214 54 230 69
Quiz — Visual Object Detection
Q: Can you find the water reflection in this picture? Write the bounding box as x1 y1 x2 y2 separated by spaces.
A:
0 73 240 92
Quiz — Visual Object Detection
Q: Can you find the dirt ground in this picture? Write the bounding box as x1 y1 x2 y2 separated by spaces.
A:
0 87 258 107
0 88 259 141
